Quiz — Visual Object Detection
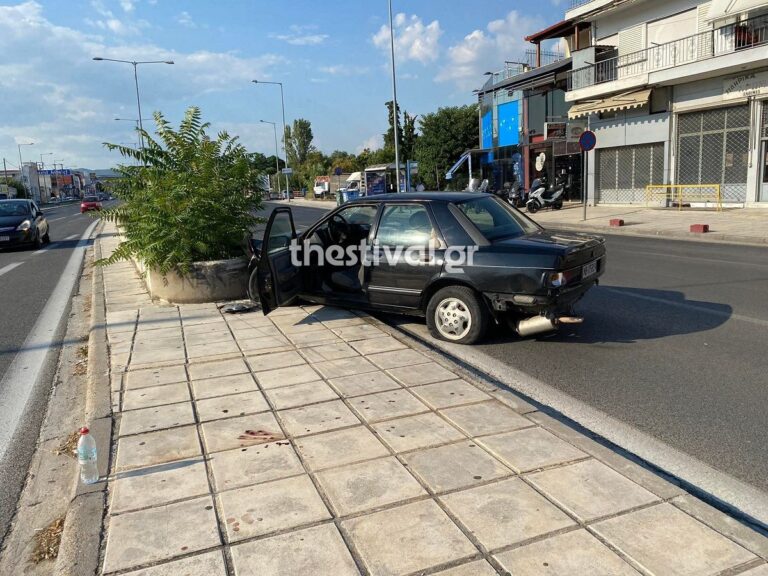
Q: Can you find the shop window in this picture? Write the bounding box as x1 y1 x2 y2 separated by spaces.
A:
650 87 669 114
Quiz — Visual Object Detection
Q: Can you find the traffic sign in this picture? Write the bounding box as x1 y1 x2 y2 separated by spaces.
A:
281 167 293 175
578 130 596 152
333 167 343 176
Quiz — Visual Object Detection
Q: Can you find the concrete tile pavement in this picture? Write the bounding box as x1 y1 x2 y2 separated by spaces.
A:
96 223 768 575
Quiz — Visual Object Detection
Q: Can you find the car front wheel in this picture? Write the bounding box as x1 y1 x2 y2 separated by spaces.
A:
426 286 489 345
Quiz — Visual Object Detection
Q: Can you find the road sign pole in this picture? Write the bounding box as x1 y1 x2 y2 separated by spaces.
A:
578 129 596 222
583 151 588 221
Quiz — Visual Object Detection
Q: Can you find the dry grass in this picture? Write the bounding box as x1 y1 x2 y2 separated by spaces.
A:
72 344 89 375
29 516 65 564
53 431 79 459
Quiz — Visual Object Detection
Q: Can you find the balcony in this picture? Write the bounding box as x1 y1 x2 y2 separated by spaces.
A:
567 14 768 92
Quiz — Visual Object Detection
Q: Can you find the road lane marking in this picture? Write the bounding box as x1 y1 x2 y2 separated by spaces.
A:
65 234 78 240
0 219 99 463
48 217 67 222
33 243 60 255
603 287 768 327
0 262 24 277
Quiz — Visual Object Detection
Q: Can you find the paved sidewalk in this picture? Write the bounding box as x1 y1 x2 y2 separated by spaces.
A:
278 197 768 245
97 223 768 575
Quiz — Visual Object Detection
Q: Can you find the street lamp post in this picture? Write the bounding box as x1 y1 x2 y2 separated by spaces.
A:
260 120 283 198
252 80 290 202
115 117 152 133
388 0 401 192
93 57 175 148
18 142 34 199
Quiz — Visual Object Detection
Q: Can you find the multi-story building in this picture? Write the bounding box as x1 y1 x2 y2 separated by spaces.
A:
562 0 768 206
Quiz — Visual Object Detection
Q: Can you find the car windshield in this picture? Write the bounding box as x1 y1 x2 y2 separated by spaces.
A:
84 196 98 202
454 196 540 241
0 201 31 216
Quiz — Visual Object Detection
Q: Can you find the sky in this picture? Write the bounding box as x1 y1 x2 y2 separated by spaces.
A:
0 0 564 170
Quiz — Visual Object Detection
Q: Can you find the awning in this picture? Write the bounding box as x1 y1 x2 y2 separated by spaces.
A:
707 0 768 21
568 88 652 119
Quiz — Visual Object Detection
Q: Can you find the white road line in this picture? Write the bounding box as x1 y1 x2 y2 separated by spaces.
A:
48 217 67 222
0 262 24 277
0 219 99 463
64 234 78 240
32 243 60 255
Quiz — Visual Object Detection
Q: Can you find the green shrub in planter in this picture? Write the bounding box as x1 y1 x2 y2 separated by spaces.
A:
97 106 263 274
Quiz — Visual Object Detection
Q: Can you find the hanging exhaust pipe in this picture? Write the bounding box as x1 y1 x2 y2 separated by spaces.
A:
515 315 584 337
515 316 558 337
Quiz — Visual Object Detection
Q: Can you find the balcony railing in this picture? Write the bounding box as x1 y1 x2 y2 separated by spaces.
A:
570 0 596 8
567 14 768 91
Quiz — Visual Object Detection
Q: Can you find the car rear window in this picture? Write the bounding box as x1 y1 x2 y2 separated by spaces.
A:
84 196 98 202
454 196 540 241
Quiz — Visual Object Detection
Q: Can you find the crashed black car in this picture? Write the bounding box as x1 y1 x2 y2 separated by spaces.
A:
250 192 605 344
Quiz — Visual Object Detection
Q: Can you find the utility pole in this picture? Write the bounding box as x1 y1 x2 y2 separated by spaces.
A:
3 158 9 186
388 0 401 192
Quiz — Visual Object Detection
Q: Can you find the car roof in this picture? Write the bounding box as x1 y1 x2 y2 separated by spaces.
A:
348 192 484 203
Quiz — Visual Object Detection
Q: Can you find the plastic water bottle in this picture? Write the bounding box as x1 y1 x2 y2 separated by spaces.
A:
77 427 99 485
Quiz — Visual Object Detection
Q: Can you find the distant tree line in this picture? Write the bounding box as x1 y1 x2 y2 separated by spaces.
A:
259 101 479 192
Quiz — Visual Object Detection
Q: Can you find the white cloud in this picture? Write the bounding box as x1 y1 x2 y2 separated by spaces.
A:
272 25 328 46
436 10 543 90
87 0 141 35
177 10 195 28
120 0 135 12
318 64 371 76
357 134 382 153
372 13 442 64
0 1 285 167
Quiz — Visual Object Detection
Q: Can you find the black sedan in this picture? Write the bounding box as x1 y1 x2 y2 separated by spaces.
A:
0 199 50 250
251 193 605 344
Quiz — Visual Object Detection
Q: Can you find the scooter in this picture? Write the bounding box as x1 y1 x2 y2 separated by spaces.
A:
526 175 564 214
508 181 527 208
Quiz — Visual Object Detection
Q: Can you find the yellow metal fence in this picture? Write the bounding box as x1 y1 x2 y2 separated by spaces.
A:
645 184 722 211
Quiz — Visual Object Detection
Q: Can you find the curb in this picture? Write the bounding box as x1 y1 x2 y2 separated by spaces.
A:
55 222 112 576
539 222 768 247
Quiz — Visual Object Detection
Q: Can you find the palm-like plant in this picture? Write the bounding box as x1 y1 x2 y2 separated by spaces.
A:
98 107 263 274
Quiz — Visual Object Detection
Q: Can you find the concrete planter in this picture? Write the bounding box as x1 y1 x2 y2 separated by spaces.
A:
135 257 249 304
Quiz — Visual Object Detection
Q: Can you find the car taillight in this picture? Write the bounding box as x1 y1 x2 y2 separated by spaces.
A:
546 269 579 288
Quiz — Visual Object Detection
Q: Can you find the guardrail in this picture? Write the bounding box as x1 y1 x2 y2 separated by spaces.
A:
568 14 768 90
645 184 722 211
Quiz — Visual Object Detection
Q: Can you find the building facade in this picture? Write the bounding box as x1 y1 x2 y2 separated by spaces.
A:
563 0 768 206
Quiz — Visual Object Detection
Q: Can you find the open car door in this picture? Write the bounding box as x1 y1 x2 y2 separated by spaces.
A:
256 207 302 315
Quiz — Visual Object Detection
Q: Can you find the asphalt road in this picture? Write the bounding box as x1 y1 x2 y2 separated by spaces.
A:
0 202 103 383
260 201 768 494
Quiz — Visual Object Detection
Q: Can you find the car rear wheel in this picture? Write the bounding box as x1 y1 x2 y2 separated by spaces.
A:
247 267 259 304
426 286 489 345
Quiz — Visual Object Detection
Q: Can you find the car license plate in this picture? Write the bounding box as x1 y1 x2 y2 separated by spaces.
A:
0 236 9 242
582 260 598 278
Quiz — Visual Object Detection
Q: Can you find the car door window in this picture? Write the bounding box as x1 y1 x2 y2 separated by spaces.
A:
266 211 295 254
308 205 377 247
376 204 436 247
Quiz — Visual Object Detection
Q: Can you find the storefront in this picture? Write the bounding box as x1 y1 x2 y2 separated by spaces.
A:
673 68 768 205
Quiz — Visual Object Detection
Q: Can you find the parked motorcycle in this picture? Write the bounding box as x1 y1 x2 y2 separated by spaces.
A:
526 175 564 214
508 181 527 208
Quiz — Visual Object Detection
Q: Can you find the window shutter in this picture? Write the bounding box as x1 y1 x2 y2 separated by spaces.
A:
618 24 646 57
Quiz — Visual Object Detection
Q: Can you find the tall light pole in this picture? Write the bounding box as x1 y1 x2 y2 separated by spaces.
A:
18 142 34 199
260 120 283 198
93 57 175 148
253 80 290 202
388 0 401 192
115 117 151 132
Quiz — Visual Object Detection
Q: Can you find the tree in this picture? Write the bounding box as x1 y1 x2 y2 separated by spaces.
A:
401 111 418 161
383 100 402 156
414 104 479 190
5 178 28 198
98 107 263 274
284 118 316 167
328 150 358 173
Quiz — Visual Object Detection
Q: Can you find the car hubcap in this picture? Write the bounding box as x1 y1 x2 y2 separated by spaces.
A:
435 297 472 340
